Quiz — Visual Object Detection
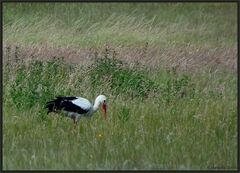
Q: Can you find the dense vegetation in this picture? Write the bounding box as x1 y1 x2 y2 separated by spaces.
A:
3 3 237 170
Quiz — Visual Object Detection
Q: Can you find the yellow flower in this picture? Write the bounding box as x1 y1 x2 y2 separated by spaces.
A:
97 133 104 139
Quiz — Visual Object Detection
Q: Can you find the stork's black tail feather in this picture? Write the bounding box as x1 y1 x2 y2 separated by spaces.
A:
45 96 64 114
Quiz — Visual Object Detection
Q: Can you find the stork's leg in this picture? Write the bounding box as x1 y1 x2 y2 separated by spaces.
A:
74 119 77 129
71 114 81 131
73 116 77 129
70 114 77 130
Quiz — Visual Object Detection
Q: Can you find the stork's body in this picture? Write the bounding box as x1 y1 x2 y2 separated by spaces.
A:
45 95 107 125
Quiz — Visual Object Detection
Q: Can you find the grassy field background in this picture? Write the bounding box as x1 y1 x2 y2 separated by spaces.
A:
3 3 237 48
2 3 238 170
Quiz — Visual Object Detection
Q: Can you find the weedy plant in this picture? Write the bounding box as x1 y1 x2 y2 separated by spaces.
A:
90 49 158 99
4 49 197 120
159 69 196 104
5 58 72 112
4 49 200 116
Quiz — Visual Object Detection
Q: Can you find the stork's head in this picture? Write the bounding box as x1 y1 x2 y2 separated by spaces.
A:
96 95 107 120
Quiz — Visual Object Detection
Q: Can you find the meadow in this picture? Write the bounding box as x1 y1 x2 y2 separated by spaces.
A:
2 3 238 170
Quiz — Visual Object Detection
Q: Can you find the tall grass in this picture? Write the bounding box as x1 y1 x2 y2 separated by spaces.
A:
3 3 237 48
3 55 237 170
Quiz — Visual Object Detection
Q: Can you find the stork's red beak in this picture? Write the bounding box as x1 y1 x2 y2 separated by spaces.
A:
102 102 107 120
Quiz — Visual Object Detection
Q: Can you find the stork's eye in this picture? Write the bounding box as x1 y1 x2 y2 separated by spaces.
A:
103 100 106 103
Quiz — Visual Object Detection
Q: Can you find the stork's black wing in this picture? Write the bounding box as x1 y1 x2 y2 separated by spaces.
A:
45 96 89 114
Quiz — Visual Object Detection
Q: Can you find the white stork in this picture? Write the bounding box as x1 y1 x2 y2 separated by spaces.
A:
45 95 107 126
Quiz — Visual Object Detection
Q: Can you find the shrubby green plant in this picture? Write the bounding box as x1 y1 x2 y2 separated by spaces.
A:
6 58 73 112
5 55 197 113
157 68 196 104
89 54 157 98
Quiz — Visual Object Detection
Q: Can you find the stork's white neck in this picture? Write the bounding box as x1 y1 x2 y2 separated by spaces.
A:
93 99 101 112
